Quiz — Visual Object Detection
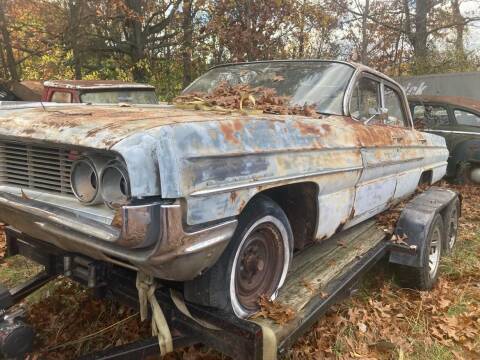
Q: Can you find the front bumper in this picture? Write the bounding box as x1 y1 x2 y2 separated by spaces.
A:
0 192 237 281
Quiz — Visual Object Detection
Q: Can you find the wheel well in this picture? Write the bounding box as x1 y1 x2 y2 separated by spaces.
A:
256 182 318 250
419 170 433 185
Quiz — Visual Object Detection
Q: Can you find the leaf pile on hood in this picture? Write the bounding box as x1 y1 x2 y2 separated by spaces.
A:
173 81 320 118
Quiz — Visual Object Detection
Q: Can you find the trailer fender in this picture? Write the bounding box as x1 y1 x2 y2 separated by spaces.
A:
389 187 459 268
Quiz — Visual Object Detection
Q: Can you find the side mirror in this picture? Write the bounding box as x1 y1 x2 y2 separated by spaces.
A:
365 107 388 124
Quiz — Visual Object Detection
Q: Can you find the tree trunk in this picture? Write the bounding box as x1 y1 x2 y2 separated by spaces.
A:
0 41 8 78
413 0 428 71
68 0 82 79
451 0 465 57
360 0 370 66
0 0 18 80
182 0 193 88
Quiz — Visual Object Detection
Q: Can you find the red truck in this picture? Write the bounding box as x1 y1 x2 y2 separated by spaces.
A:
1 80 158 104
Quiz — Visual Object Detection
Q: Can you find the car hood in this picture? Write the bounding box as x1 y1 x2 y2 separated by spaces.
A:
0 103 260 149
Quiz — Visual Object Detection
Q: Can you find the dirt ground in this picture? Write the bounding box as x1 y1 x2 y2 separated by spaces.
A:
0 182 478 360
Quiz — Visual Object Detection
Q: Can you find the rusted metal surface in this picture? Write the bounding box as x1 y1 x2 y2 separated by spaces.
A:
408 95 480 112
0 60 449 280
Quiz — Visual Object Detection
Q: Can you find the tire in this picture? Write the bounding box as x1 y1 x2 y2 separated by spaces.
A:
455 161 472 184
184 195 293 318
442 198 460 255
395 214 444 290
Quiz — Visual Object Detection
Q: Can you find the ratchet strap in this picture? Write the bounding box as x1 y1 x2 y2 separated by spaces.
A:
171 289 277 359
136 272 173 355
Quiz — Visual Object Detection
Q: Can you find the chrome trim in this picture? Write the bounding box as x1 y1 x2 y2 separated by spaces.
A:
189 165 364 197
425 129 480 136
0 192 237 280
365 157 424 168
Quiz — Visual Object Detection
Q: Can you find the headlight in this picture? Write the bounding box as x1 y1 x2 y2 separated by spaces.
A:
101 161 130 208
70 157 106 205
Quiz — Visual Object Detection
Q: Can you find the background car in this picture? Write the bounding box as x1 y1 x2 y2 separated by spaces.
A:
408 96 480 184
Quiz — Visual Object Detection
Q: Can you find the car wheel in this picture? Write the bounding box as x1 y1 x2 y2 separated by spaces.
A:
455 161 480 184
184 195 293 318
395 214 444 290
442 198 460 255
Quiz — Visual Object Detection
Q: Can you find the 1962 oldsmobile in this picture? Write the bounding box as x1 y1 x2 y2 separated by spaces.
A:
0 61 448 317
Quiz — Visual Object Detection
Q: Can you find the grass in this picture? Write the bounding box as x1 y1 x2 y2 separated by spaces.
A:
0 255 42 288
409 343 454 360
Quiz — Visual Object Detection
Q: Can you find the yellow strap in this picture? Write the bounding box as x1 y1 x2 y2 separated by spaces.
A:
170 289 220 331
136 272 173 355
251 320 278 360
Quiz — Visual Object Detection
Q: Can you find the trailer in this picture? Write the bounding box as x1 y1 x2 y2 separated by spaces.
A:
0 187 460 359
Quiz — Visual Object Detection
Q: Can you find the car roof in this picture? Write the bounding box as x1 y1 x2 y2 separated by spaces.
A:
408 95 480 112
43 80 155 90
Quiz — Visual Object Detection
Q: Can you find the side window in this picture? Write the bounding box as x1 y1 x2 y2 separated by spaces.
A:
413 105 449 129
349 77 381 122
383 86 407 127
454 109 480 127
51 91 72 103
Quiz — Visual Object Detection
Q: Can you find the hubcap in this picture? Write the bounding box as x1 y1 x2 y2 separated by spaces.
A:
235 222 285 312
429 226 441 277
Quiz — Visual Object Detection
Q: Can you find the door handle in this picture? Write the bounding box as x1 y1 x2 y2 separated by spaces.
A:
391 135 404 142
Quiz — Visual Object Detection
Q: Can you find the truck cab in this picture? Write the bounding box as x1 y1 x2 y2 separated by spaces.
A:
42 80 158 104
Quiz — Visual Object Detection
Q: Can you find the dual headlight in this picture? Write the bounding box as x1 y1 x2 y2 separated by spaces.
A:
70 155 130 208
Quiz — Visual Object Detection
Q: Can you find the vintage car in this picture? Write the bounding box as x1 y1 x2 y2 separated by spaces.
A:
409 95 480 184
0 61 448 317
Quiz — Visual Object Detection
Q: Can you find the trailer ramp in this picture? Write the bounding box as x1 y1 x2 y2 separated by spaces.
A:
251 219 387 355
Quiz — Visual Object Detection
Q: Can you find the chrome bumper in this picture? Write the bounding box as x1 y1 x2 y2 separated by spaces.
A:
0 192 237 281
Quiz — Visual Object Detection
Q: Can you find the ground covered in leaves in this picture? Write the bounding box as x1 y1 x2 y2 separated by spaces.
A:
0 183 478 359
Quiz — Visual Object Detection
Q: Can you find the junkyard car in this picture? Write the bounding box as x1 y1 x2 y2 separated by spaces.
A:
409 95 480 184
0 61 448 317
41 80 158 104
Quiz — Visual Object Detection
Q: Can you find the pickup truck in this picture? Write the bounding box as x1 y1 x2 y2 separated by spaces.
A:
0 60 448 318
0 80 157 104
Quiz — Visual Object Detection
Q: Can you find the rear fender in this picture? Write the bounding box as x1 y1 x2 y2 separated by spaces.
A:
389 187 459 268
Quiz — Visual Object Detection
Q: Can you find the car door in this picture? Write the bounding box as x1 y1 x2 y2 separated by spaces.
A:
347 74 422 226
411 102 453 148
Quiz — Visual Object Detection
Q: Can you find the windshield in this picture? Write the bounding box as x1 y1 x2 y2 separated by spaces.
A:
80 89 158 104
183 61 354 115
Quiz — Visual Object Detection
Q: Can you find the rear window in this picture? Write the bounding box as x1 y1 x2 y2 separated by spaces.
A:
454 109 480 127
80 90 158 104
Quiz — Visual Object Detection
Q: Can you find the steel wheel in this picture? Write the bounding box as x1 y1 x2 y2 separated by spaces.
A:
428 225 441 278
230 215 290 317
235 221 285 312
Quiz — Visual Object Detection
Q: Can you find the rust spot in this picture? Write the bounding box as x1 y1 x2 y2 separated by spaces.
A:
335 219 347 234
220 122 240 144
229 191 238 203
294 121 323 136
321 124 331 132
233 119 244 132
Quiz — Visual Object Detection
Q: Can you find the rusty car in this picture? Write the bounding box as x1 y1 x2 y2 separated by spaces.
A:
0 60 448 318
41 80 158 104
409 95 480 184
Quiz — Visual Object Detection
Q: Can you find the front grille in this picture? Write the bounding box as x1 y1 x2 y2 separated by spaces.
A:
0 140 74 195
